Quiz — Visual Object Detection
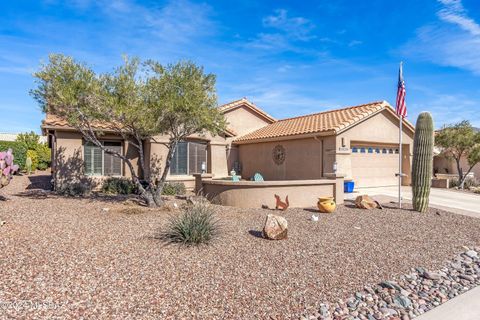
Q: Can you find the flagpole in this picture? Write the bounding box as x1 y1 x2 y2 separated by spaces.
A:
399 114 403 209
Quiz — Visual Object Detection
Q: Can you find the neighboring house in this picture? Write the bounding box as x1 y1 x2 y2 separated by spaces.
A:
433 151 480 181
0 132 48 143
41 99 414 189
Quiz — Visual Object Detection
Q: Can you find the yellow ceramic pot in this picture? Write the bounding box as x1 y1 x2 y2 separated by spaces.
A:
317 196 336 213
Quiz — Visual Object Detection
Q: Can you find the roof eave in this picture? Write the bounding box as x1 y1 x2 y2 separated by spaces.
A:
233 130 336 145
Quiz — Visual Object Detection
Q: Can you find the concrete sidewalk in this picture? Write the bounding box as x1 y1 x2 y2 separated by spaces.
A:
416 286 480 320
345 186 480 217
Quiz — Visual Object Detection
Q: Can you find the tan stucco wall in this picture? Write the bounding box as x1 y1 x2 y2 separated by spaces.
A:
52 130 142 188
201 178 343 208
223 106 272 137
53 131 85 185
238 137 324 180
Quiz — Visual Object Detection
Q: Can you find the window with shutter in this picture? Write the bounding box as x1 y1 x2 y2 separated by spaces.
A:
104 142 122 176
84 142 103 175
170 141 207 175
170 142 188 175
188 142 207 174
84 141 123 176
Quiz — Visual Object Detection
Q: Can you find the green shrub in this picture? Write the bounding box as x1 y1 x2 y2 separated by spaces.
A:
0 141 27 170
161 182 186 195
26 149 39 171
16 131 40 151
57 182 92 197
101 177 136 195
35 143 51 170
161 201 219 245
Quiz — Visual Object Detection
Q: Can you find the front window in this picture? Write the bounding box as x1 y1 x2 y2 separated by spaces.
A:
170 141 207 175
84 141 122 176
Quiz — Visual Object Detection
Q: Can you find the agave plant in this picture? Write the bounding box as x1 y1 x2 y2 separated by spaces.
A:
0 149 19 188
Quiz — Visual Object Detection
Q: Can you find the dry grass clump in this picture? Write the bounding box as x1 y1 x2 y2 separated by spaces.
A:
160 201 219 245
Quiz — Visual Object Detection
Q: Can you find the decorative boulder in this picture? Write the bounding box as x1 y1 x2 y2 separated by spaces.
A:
355 195 378 210
262 214 288 240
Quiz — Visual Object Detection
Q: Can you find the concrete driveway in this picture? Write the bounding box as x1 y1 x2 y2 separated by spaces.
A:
345 186 480 217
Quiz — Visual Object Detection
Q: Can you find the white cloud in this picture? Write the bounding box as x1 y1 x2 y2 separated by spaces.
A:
244 9 317 53
410 92 480 127
437 0 480 35
262 9 315 41
402 0 480 74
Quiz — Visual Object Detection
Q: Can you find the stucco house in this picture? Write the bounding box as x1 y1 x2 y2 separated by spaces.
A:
433 151 480 182
41 98 414 190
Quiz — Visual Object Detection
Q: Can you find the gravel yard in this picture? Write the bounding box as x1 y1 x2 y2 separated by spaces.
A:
1 173 480 319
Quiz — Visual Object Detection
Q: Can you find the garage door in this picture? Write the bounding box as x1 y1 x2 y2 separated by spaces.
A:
351 146 399 187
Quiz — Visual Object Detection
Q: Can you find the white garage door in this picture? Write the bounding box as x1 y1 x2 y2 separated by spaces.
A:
351 146 399 187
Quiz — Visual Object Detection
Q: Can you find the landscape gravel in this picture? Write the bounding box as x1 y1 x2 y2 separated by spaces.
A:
303 248 480 320
1 173 480 319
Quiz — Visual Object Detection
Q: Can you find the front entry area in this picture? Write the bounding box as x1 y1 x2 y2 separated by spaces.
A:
351 144 400 187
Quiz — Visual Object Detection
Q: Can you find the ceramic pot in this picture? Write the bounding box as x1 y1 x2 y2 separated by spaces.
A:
317 196 336 213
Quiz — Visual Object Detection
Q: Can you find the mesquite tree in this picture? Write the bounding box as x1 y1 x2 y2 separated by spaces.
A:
31 54 225 207
435 121 480 189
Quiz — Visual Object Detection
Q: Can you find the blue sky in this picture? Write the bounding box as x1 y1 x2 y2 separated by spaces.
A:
1 0 479 133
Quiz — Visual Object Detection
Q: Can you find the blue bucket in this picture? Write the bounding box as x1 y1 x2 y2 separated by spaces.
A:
344 181 354 193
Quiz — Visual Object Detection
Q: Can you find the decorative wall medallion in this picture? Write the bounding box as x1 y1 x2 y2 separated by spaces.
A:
272 145 286 165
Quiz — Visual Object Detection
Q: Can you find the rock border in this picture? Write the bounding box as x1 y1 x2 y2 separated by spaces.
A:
304 247 480 320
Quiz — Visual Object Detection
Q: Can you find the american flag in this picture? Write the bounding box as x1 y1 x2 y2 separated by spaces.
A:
396 62 407 118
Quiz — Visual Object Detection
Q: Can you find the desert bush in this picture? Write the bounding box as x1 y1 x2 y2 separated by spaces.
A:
57 182 92 197
35 143 51 170
161 182 186 196
0 141 27 170
16 131 40 150
101 177 137 195
15 132 51 171
161 201 219 245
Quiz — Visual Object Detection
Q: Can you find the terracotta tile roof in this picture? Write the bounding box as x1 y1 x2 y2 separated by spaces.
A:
43 98 274 136
218 98 276 123
234 101 411 143
42 114 117 131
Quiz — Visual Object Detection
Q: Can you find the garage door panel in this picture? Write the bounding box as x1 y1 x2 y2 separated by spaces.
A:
351 149 398 187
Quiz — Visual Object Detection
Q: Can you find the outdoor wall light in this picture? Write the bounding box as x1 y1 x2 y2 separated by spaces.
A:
201 161 206 173
333 161 338 174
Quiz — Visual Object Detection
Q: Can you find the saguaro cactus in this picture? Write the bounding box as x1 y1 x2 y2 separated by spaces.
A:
412 112 434 212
